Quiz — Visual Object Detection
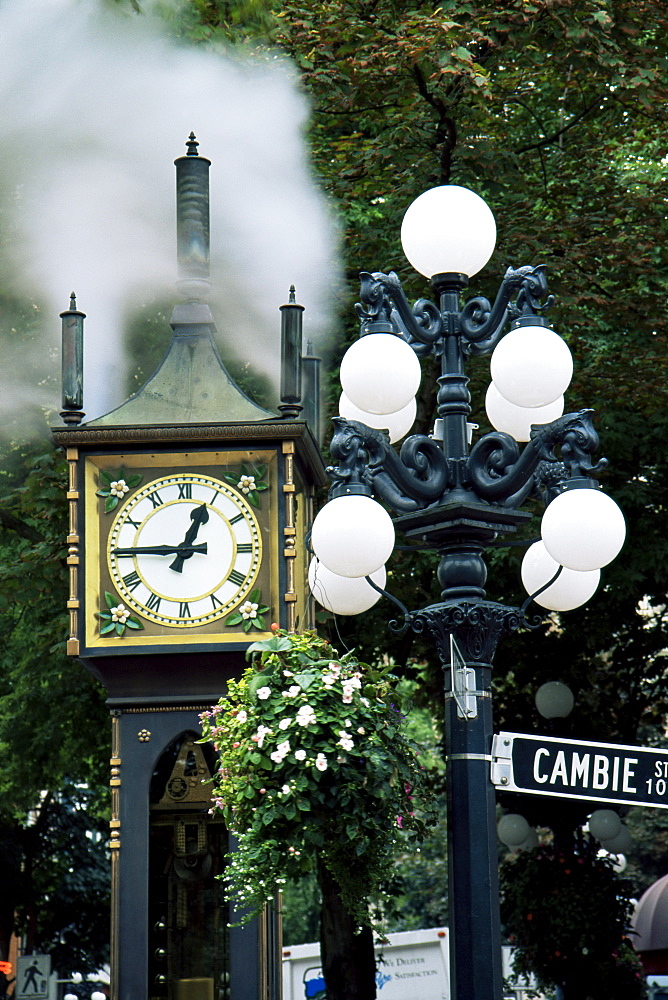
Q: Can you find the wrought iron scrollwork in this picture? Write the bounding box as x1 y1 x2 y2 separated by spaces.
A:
468 410 605 503
328 417 448 512
461 264 554 356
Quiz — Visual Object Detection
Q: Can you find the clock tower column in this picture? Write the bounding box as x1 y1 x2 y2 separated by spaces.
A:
53 136 327 1000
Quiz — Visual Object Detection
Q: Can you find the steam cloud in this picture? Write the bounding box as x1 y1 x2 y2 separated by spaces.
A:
0 0 339 423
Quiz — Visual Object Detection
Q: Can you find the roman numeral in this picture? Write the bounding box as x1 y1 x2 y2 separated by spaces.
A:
229 512 244 525
177 482 192 499
123 571 141 592
179 601 191 618
210 593 224 609
147 490 164 508
146 592 161 612
237 543 252 553
229 569 246 587
125 516 141 529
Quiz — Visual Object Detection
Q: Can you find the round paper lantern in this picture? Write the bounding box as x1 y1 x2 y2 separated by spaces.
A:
485 382 564 441
311 494 395 578
516 829 539 852
339 334 422 415
541 487 626 571
535 681 575 720
588 809 622 842
497 813 531 847
491 324 573 408
308 558 386 615
521 540 600 611
339 392 417 444
401 185 497 278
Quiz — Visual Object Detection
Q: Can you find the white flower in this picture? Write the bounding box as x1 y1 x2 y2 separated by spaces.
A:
347 675 362 690
315 753 328 772
296 704 317 726
342 690 353 704
281 784 291 795
277 740 291 755
278 717 292 730
270 749 286 763
237 474 256 494
236 710 248 724
357 727 365 735
257 686 271 700
322 673 337 688
361 697 370 707
110 479 129 497
337 735 355 751
294 749 307 761
241 601 259 620
110 604 130 624
253 725 272 748
288 685 301 697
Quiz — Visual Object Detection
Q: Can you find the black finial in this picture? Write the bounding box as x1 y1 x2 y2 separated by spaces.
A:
69 292 77 310
186 132 199 156
289 285 296 304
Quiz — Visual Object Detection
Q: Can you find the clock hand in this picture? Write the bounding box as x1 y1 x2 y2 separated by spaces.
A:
113 543 208 557
169 503 210 573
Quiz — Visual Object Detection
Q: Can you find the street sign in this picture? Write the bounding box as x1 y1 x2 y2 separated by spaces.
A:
16 955 51 1000
491 731 668 809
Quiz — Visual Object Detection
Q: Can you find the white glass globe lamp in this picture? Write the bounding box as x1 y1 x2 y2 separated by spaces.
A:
490 322 573 408
541 486 626 571
400 185 497 278
485 382 564 441
521 540 600 611
516 828 539 852
600 824 633 856
308 557 386 616
311 494 395 578
339 391 417 444
588 809 622 842
339 334 421 415
535 680 575 720
497 813 531 848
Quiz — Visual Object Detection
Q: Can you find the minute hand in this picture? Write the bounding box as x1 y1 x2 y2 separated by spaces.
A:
113 543 208 557
170 503 210 573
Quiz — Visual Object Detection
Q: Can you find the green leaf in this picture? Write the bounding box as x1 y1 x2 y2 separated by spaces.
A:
99 621 116 635
294 672 317 691
247 492 260 508
125 617 143 630
99 469 114 485
245 635 292 658
226 613 244 627
115 622 125 637
126 474 142 488
242 619 252 633
105 495 119 514
104 592 118 610
251 614 265 631
254 481 269 491
95 488 111 498
250 588 262 604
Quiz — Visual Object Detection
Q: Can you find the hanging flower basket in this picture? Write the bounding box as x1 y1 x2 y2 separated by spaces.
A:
199 630 435 925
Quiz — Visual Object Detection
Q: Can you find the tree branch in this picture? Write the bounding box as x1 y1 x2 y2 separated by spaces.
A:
0 510 45 543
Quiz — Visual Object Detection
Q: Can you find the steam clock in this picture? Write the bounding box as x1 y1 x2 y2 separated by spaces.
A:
52 136 327 1000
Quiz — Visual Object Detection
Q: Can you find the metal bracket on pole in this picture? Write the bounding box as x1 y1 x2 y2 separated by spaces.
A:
490 733 514 787
450 635 478 720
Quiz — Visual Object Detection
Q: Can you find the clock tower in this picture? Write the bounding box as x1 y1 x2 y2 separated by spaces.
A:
52 135 327 1000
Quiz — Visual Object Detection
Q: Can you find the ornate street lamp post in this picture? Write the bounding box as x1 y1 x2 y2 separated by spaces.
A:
309 185 626 1000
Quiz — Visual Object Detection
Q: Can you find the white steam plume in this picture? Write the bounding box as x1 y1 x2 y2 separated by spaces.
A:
0 0 339 422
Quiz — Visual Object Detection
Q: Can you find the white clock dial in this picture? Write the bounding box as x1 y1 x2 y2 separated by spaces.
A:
107 473 262 627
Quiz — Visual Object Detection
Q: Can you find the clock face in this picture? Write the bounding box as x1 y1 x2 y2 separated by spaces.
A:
107 473 262 628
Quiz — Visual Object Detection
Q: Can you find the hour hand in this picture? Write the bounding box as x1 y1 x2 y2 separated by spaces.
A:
170 503 210 573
